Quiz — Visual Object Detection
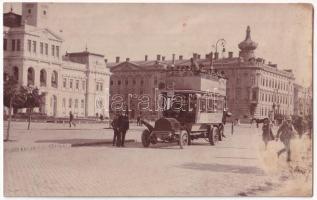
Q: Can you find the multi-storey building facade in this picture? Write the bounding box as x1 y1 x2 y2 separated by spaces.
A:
3 3 111 118
212 26 295 121
109 26 295 121
294 83 312 116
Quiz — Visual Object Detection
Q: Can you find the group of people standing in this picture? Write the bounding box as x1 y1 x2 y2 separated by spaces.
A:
111 112 130 147
261 114 310 162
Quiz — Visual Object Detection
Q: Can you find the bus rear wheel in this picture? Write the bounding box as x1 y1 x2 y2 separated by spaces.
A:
141 129 151 147
209 127 219 145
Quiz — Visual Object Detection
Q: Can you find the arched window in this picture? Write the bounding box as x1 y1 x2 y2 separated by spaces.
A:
69 98 72 108
51 70 58 88
40 69 47 87
13 67 19 82
27 67 34 86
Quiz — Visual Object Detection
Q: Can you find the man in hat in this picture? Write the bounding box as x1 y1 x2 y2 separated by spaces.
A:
276 115 296 162
118 109 130 147
111 112 120 146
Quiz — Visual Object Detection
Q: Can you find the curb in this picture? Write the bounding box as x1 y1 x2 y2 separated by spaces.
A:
4 143 72 153
4 139 137 153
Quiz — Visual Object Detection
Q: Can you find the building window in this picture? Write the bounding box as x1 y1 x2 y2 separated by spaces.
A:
17 39 20 51
110 80 113 85
252 90 257 101
133 80 136 85
13 67 19 82
32 41 36 53
40 69 47 87
28 9 31 14
76 80 79 89
81 99 85 108
69 98 72 108
28 40 31 52
62 98 66 108
45 43 48 55
11 39 15 51
56 46 59 58
75 99 78 108
27 67 34 86
43 10 47 15
63 78 67 88
4 39 7 50
51 71 58 88
140 80 144 85
100 83 103 91
125 80 128 85
40 42 44 54
96 83 99 91
51 45 55 56
82 81 86 90
118 80 121 85
70 79 73 89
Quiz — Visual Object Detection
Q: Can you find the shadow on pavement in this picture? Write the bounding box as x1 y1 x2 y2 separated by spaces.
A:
101 141 184 150
35 138 112 145
178 162 265 175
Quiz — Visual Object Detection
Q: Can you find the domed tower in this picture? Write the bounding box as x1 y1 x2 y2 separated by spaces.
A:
238 26 258 62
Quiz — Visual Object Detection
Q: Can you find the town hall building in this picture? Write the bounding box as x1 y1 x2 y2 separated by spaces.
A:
3 3 111 118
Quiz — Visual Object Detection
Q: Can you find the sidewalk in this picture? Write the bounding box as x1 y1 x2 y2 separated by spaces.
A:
3 121 144 153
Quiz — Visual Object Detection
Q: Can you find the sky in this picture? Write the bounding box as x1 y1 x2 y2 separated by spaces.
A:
4 3 313 86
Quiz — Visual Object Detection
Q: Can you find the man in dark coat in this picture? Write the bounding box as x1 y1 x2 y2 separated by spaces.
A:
111 113 120 146
294 114 305 138
69 111 76 128
119 111 130 147
276 116 295 162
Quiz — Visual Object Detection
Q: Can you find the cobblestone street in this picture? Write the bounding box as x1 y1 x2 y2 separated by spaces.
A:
3 122 312 196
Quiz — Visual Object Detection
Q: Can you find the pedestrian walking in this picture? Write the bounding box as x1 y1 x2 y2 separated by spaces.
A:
294 114 305 138
262 118 274 150
137 114 141 126
118 111 130 147
276 116 296 162
111 113 120 146
69 111 76 127
221 108 231 138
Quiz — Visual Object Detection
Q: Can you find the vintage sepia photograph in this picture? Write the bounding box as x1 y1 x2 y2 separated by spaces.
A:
3 2 313 197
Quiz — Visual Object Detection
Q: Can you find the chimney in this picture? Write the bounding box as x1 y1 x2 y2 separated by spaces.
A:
197 54 201 59
228 52 233 58
126 58 130 62
104 59 108 63
145 55 148 61
179 55 183 60
214 52 219 60
157 54 161 61
172 54 175 64
116 56 120 63
205 54 209 59
263 59 265 64
162 56 165 61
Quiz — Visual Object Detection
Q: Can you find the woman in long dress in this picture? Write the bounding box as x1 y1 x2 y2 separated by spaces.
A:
262 118 274 150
